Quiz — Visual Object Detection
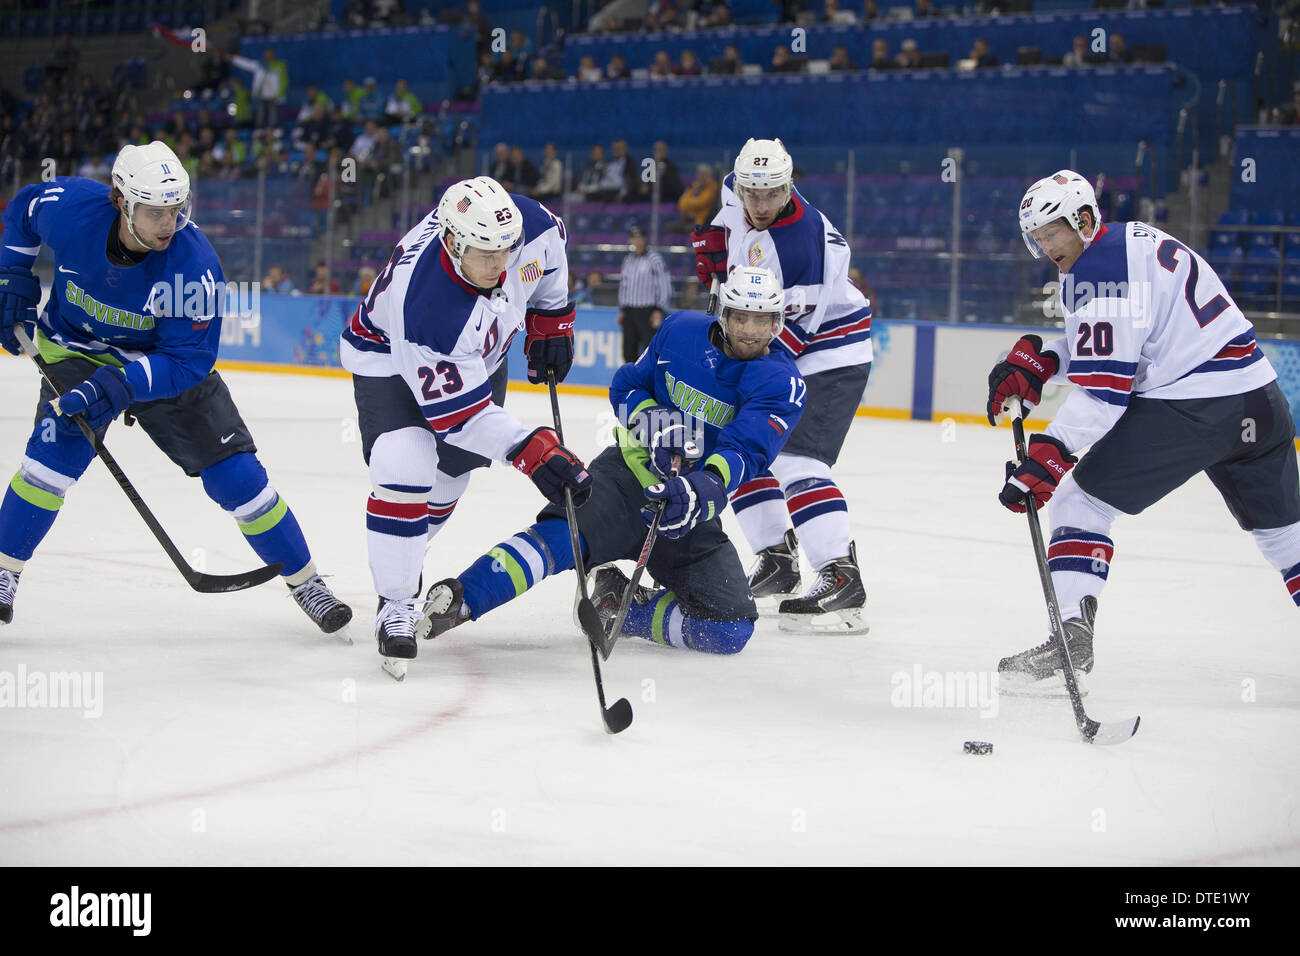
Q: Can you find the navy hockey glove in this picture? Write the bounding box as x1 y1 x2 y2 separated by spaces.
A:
642 468 727 539
0 265 41 357
47 365 136 432
987 334 1061 425
524 305 575 384
630 405 704 479
999 434 1076 513
692 225 728 289
508 426 592 506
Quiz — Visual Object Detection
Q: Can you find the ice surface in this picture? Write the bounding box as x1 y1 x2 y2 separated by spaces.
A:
0 361 1296 865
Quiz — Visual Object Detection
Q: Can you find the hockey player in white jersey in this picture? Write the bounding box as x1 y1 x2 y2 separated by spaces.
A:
693 138 871 633
340 176 591 661
989 170 1300 683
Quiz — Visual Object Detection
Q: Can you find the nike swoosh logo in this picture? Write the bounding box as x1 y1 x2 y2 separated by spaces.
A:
657 359 670 364
220 433 236 444
58 266 78 274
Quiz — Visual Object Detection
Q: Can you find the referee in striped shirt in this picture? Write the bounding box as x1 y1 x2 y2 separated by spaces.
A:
617 226 673 362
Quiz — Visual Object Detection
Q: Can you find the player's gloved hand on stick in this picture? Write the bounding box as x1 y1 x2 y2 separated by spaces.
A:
525 306 575 384
999 434 1076 513
48 365 136 432
986 334 1060 425
0 265 41 357
692 225 728 289
508 426 592 506
642 468 727 539
630 405 703 479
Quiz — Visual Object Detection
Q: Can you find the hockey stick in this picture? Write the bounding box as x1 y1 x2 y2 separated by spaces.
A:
1011 399 1139 745
15 326 284 593
546 369 633 734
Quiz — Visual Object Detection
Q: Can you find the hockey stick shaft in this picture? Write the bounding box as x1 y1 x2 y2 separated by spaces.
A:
547 369 632 733
1011 399 1138 744
15 327 283 593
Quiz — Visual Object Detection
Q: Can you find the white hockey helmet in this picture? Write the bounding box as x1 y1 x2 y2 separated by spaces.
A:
436 176 522 258
1018 169 1102 258
111 141 192 245
718 265 786 343
732 137 794 191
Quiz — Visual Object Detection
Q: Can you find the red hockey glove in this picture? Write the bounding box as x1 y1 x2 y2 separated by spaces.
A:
987 334 1061 425
999 434 1077 513
692 224 728 289
508 427 592 506
524 305 575 384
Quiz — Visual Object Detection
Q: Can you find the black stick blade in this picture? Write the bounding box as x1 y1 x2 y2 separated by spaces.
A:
188 561 285 593
1082 714 1141 745
575 597 615 660
602 697 634 734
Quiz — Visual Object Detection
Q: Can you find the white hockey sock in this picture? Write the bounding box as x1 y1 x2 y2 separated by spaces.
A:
1251 523 1300 608
367 427 439 600
1046 480 1121 625
731 475 789 553
784 477 850 570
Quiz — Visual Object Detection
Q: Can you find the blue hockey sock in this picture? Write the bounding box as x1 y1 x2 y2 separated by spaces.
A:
459 519 577 619
0 473 64 562
200 453 312 580
624 589 754 654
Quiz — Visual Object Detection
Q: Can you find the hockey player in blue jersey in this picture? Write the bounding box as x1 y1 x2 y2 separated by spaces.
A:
0 142 351 633
989 170 1300 684
415 266 805 654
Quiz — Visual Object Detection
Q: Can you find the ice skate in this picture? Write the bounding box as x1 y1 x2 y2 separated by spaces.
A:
997 597 1096 697
374 596 425 681
777 542 868 635
0 568 19 625
288 574 353 642
417 577 470 642
585 563 655 634
749 530 801 608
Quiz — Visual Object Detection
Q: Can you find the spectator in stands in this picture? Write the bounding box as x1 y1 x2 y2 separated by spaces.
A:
534 142 564 199
263 265 296 295
618 226 673 362
77 152 111 183
829 46 859 72
585 271 611 306
385 78 423 124
463 0 492 57
777 0 806 23
193 49 231 99
1107 33 1131 65
1272 86 1300 125
175 141 199 181
677 163 719 227
343 0 370 29
605 139 635 202
231 46 288 131
350 119 380 199
772 46 806 74
577 144 612 200
914 0 942 18
824 0 857 23
308 262 342 295
46 35 79 85
658 5 684 30
674 51 703 77
197 125 217 156
292 143 324 183
493 50 522 84
507 146 541 193
1062 35 1099 68
650 51 674 80
569 272 594 307
253 128 284 166
353 266 377 298
341 78 362 118
701 1 733 26
870 38 896 70
861 0 879 21
529 57 564 81
710 44 744 75
357 77 386 119
969 39 998 68
578 56 603 83
227 76 253 128
198 150 219 181
633 140 683 203
213 128 247 165
676 277 702 311
294 102 332 151
218 150 242 181
297 84 333 123
509 29 532 69
489 141 511 183
896 39 921 70
848 267 879 316
329 106 356 152
606 53 632 80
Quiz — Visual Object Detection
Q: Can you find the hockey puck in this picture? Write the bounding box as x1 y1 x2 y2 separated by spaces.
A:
963 741 993 755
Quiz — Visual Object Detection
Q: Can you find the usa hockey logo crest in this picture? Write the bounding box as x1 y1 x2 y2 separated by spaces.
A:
519 260 541 283
748 244 764 266
456 197 471 214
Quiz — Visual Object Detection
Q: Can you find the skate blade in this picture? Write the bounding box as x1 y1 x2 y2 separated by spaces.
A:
997 671 1089 699
777 607 869 635
755 593 798 616
381 658 408 682
329 625 355 646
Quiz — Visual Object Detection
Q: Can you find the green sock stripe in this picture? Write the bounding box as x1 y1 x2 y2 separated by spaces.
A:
650 591 676 646
9 473 63 512
238 495 288 536
704 453 731 489
488 546 529 597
